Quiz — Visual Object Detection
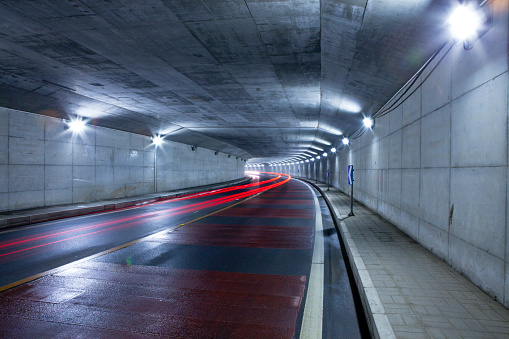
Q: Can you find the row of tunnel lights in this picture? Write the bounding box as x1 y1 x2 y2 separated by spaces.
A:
66 3 486 168
64 119 245 160
245 118 373 168
247 2 490 170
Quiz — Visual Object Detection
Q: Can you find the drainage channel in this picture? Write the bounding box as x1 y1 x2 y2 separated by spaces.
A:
302 180 371 338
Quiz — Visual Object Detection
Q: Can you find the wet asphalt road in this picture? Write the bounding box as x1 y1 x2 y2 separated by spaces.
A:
0 172 367 337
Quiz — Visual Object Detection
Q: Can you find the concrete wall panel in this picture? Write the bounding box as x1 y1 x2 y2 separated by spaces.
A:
402 88 421 126
45 141 72 166
0 107 244 212
402 121 420 168
400 210 419 240
389 130 402 168
419 168 449 232
377 113 390 140
96 129 115 148
449 235 504 301
419 220 448 260
0 136 7 165
9 111 44 140
45 165 72 190
44 118 69 143
10 137 45 165
0 165 7 193
451 10 508 100
9 191 45 211
9 165 44 192
450 167 506 259
0 110 8 136
45 188 73 206
96 166 114 186
421 105 450 168
388 169 401 208
329 17 509 306
422 47 451 115
73 144 95 166
130 134 146 151
401 169 419 214
96 146 114 166
129 149 144 167
390 105 403 133
451 75 508 167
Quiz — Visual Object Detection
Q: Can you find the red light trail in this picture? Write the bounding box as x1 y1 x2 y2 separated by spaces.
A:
0 173 291 261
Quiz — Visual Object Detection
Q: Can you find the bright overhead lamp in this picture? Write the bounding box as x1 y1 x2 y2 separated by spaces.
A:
448 3 487 46
363 117 374 128
342 138 350 145
66 118 86 134
306 160 309 163
311 158 314 162
316 156 320 160
331 148 336 153
323 152 327 157
152 135 163 146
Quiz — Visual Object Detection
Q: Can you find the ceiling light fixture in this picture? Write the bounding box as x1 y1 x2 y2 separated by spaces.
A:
331 148 336 153
342 138 350 145
448 3 488 49
66 118 86 134
152 135 163 146
363 117 374 128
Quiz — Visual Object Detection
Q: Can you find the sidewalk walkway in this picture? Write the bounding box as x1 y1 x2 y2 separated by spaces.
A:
0 177 251 229
309 181 509 339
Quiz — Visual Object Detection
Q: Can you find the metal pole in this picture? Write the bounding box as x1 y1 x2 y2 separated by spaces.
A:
348 181 355 216
154 146 157 193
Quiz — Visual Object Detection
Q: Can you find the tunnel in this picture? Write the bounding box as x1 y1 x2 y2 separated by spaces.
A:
0 1 509 338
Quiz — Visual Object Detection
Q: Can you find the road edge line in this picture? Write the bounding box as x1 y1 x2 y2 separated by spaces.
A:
299 182 324 338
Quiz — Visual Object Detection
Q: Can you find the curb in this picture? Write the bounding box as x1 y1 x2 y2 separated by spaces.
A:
298 178 396 339
0 176 252 229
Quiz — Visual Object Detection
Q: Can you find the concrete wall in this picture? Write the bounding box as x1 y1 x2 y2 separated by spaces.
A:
0 107 245 212
284 10 509 306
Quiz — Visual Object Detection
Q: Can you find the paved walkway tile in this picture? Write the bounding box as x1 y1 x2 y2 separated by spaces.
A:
312 182 509 339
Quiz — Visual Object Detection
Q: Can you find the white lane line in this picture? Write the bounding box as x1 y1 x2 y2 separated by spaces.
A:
300 183 324 339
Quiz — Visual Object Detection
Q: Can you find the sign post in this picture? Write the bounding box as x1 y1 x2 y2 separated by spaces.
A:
348 165 354 216
327 169 330 191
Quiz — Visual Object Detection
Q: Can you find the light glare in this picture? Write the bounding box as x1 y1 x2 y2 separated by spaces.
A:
68 119 86 133
448 4 484 42
152 135 163 146
331 148 336 153
339 98 362 113
342 138 350 145
363 117 373 128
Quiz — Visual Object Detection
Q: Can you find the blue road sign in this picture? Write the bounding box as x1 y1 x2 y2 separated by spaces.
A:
348 165 353 185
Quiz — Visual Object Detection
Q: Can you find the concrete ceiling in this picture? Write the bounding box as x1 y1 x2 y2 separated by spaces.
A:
0 0 453 162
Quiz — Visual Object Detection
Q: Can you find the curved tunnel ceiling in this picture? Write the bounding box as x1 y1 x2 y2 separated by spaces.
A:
0 0 453 162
